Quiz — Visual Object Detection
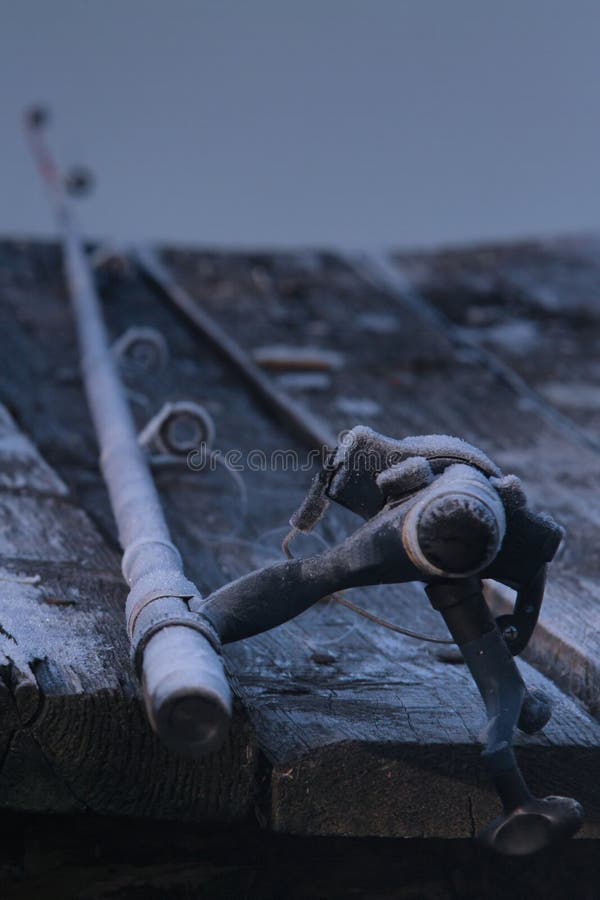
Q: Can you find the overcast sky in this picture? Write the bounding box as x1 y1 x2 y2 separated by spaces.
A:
1 0 599 250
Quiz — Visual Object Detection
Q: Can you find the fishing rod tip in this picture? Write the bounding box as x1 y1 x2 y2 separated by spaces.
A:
142 625 232 757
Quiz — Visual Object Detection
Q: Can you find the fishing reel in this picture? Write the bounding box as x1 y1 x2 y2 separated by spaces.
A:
197 426 583 855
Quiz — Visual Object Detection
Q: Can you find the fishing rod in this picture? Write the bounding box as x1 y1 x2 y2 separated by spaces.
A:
24 108 584 853
24 107 232 756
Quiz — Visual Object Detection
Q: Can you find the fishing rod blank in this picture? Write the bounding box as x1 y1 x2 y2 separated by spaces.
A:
24 107 232 756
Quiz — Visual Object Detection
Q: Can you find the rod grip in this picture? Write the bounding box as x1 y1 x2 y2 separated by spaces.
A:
141 625 232 757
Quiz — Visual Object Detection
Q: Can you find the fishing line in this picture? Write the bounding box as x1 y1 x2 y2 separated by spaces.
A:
282 527 454 645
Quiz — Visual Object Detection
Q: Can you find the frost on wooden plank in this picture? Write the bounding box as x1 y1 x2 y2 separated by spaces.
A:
1 240 600 836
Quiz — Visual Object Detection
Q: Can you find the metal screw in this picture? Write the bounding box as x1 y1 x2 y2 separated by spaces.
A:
502 624 519 643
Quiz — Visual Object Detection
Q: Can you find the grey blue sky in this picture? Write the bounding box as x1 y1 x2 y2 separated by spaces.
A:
1 0 599 249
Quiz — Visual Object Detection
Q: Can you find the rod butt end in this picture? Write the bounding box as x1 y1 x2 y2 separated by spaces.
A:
141 625 232 756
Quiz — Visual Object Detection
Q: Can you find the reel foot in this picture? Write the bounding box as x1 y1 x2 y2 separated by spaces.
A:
479 796 584 856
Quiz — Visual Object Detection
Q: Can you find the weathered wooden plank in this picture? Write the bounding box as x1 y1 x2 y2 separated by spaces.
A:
0 407 67 496
395 235 600 439
0 391 258 820
0 495 118 569
168 242 600 722
228 585 600 837
0 557 257 820
133 245 600 832
2 239 600 840
156 244 600 753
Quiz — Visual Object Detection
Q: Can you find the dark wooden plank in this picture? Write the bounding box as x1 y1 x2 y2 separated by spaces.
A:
171 242 600 721
154 244 600 833
2 239 600 839
0 370 258 820
0 406 67 496
0 561 258 821
139 245 600 831
377 240 600 710
228 587 600 838
395 235 600 441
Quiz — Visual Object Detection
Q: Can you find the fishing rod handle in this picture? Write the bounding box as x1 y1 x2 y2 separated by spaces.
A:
141 618 232 757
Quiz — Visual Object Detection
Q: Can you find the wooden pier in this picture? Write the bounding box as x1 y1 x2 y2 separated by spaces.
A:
2 236 600 896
